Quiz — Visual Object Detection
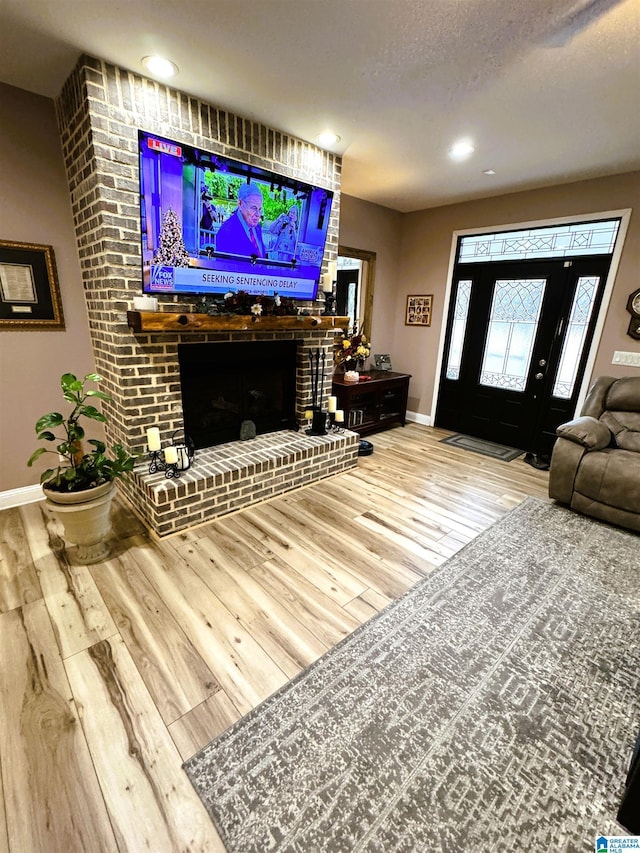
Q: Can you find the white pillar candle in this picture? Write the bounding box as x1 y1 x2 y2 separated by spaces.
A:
147 427 161 451
335 409 344 423
327 395 337 413
164 445 178 465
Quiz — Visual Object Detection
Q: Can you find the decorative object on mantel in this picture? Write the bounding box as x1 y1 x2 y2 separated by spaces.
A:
194 295 221 315
203 290 300 317
322 260 337 316
146 426 195 479
333 323 371 373
344 370 360 383
27 372 137 562
132 294 158 312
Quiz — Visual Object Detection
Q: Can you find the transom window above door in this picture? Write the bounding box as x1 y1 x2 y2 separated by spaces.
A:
458 219 620 264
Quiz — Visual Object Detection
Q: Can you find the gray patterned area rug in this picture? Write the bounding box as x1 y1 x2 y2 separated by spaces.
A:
184 498 640 852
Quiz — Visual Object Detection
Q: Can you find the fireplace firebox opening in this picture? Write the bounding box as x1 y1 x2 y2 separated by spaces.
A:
178 340 299 449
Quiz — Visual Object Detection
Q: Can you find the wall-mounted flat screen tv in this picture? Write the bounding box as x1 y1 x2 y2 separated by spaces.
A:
138 130 334 300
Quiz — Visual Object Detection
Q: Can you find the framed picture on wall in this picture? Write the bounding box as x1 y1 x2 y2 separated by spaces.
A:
0 240 65 330
405 294 432 327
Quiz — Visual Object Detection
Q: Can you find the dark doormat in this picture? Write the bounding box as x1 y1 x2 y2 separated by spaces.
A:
440 433 523 462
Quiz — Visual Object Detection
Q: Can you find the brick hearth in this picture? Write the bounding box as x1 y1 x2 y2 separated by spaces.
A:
134 429 359 537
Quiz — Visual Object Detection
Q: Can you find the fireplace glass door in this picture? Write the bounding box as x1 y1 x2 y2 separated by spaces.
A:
178 340 299 448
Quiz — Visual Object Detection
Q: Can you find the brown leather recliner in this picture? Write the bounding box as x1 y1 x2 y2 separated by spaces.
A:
549 375 640 532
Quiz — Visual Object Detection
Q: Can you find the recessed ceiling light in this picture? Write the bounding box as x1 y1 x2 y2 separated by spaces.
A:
142 56 179 79
483 169 496 175
316 131 341 147
448 139 475 161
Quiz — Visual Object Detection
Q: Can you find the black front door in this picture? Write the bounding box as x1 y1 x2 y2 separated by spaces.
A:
435 255 611 457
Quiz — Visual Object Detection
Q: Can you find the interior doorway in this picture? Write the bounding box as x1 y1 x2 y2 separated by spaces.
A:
337 246 376 340
336 265 360 323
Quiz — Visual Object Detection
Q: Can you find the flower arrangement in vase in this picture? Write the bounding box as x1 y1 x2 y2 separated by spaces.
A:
334 324 371 373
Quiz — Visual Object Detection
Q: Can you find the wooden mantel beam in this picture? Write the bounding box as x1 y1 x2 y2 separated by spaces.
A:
126 311 350 334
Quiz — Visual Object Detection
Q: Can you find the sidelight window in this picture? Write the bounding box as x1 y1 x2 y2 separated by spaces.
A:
445 280 472 380
552 276 599 399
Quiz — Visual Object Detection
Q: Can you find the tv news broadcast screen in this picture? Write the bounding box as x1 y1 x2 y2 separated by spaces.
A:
138 130 334 301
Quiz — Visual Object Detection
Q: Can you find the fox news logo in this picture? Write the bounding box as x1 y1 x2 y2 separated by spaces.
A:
150 265 175 290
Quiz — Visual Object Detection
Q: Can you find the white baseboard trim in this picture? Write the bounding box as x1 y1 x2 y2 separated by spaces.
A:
0 484 44 510
406 411 432 427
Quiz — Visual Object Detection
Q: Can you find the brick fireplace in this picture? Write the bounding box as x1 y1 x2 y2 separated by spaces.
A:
54 55 358 536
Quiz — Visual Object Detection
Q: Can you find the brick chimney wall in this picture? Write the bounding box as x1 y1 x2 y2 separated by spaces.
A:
53 55 354 534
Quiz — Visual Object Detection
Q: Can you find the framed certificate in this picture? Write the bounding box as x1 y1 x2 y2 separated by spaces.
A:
0 240 65 330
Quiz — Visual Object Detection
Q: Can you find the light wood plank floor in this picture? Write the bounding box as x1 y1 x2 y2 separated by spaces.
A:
0 424 550 852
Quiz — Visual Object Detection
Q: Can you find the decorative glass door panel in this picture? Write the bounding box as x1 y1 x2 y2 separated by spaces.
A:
480 279 545 392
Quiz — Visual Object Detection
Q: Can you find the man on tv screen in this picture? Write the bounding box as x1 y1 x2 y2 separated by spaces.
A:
216 182 266 257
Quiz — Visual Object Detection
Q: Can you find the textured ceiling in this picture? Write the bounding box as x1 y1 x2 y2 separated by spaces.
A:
0 0 638 212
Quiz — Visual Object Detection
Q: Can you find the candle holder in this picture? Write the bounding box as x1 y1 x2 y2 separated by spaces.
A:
328 413 345 434
323 291 336 316
147 428 195 479
164 459 180 479
148 449 166 474
170 428 195 472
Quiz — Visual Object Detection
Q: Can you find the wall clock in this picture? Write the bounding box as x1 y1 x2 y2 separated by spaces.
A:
625 288 640 340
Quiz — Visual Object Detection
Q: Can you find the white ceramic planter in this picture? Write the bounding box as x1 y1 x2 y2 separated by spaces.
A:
44 481 116 563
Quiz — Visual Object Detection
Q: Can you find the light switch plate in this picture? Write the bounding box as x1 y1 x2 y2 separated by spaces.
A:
612 350 640 366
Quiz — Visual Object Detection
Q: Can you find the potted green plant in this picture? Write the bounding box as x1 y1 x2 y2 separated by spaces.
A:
27 372 137 562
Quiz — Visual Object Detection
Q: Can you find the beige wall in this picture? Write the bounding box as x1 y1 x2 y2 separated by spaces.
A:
0 83 96 493
338 194 403 359
344 172 639 419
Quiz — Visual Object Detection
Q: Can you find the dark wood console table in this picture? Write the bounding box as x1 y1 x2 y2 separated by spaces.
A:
332 370 411 436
